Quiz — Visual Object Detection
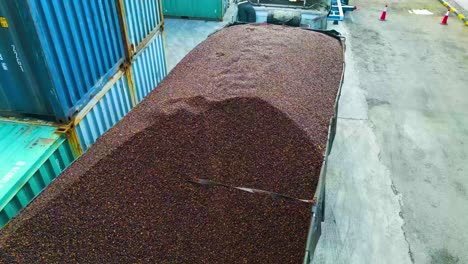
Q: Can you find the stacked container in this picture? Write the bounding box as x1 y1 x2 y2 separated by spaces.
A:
122 0 167 105
0 0 167 226
63 0 167 154
161 0 228 21
0 118 76 227
0 0 125 123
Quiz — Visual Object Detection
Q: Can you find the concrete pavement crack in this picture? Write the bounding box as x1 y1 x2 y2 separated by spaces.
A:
368 117 414 263
391 179 416 264
401 218 416 264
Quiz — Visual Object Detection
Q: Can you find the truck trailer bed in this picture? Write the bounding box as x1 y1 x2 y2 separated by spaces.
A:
0 24 344 263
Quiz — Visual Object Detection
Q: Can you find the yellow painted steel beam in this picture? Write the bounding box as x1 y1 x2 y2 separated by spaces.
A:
159 0 165 26
125 66 138 107
116 0 134 62
438 0 468 26
54 69 127 157
134 23 164 55
55 1 166 156
72 70 125 126
55 122 82 157
65 128 83 158
162 29 169 75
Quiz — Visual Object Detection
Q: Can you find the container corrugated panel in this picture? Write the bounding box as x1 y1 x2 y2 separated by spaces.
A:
0 120 75 228
162 0 224 20
123 0 162 48
0 1 124 123
73 70 133 153
131 31 167 104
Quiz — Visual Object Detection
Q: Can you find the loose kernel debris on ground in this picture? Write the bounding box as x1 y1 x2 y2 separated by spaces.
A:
0 24 343 263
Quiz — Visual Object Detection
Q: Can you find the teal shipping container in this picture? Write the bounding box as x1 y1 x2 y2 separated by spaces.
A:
0 120 75 228
162 0 226 20
0 0 167 229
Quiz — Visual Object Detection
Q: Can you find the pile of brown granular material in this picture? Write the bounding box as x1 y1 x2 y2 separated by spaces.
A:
0 24 343 263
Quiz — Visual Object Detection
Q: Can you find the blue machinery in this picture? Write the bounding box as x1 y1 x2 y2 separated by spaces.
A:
328 0 356 23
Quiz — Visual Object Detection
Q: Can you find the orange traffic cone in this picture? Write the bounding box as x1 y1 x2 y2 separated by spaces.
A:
441 9 450 25
380 5 388 21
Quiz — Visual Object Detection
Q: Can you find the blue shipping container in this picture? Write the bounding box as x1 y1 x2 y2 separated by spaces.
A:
123 0 163 51
0 1 125 123
66 31 167 153
69 70 133 153
131 31 167 104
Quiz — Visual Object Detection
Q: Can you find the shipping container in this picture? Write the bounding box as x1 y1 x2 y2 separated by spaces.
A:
63 70 133 154
0 119 75 228
0 1 167 229
131 31 167 104
0 0 125 123
162 0 227 20
122 0 163 52
66 32 168 154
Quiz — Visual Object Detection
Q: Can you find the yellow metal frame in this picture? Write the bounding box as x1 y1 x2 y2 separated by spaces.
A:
115 0 166 58
55 70 127 156
114 0 165 108
64 127 82 158
73 71 125 125
134 23 164 54
116 0 134 62
160 0 165 27
56 1 167 157
125 66 138 107
162 29 169 75
439 0 468 26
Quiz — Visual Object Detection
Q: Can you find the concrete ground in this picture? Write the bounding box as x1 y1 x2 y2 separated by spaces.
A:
163 1 468 263
314 0 468 263
164 3 237 72
454 0 468 10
